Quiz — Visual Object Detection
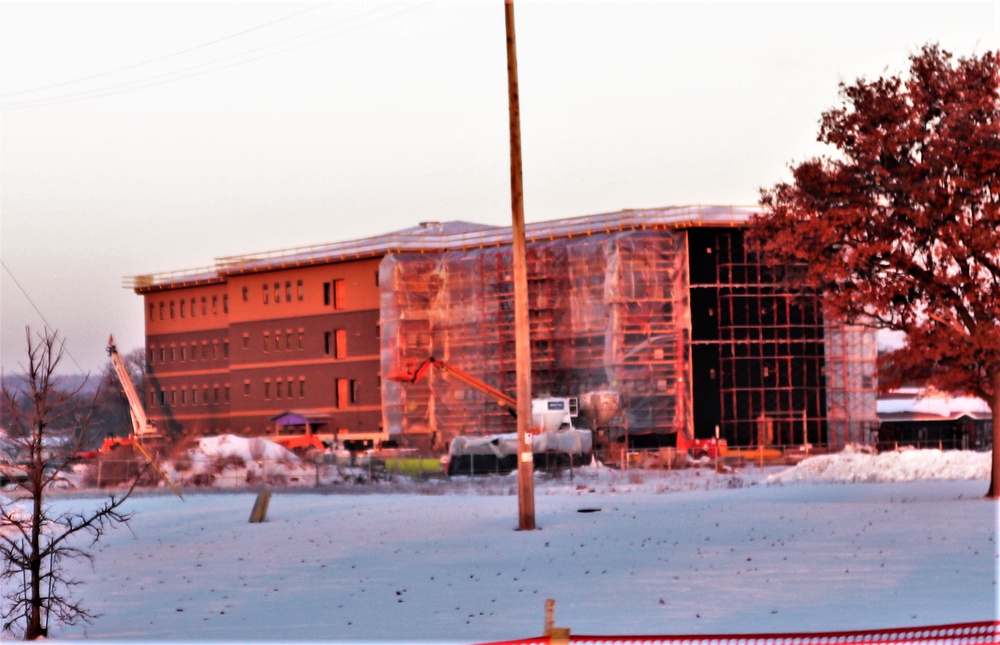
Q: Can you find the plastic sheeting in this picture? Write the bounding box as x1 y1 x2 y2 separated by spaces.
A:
379 230 690 448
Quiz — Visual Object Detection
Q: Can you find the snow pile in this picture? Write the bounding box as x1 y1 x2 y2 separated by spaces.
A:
189 434 294 462
768 447 990 484
167 434 315 488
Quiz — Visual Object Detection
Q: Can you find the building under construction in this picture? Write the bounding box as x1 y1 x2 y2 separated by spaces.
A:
127 206 877 454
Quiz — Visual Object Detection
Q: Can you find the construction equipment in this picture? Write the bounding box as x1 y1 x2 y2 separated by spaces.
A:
271 433 326 453
389 357 592 475
106 335 183 499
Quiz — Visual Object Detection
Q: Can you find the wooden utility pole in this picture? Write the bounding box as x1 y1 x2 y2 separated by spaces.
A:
503 0 535 530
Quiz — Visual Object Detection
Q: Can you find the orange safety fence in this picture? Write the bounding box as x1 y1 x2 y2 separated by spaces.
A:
473 621 999 645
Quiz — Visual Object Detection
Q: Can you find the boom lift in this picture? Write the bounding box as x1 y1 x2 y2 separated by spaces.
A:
389 357 592 475
391 357 518 418
106 335 183 499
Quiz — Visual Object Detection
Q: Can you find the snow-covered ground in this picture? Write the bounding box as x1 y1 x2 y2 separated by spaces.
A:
2 441 997 643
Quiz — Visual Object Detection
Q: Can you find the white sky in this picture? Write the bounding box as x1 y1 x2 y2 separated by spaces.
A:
1 0 997 375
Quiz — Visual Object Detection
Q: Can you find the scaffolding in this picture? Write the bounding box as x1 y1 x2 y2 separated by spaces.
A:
378 222 878 452
824 321 879 447
379 230 690 449
693 229 830 448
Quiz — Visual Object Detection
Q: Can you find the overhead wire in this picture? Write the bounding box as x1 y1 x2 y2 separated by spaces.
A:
0 1 337 99
1 1 428 111
1 260 88 374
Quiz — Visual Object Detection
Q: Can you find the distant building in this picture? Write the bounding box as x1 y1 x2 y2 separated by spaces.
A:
877 388 993 450
126 206 877 453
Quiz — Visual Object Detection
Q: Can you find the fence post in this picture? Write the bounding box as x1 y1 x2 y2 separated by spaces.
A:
543 598 570 645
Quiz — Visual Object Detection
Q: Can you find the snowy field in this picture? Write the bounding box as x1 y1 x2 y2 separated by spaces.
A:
3 445 998 643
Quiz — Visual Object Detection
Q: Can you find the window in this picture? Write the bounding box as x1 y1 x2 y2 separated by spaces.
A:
336 379 349 409
263 332 270 351
244 380 251 396
375 270 380 287
350 379 359 404
213 341 219 359
149 303 155 321
324 279 345 308
170 301 175 319
180 344 187 361
212 295 218 315
275 330 282 351
274 282 281 304
242 286 249 302
264 380 271 399
285 282 292 302
201 297 207 316
191 298 197 317
180 300 186 318
214 385 220 404
323 329 347 358
299 377 305 398
263 284 269 304
225 384 231 403
242 333 250 350
223 294 228 313
181 388 187 405
297 329 305 350
193 388 199 405
170 346 176 362
375 323 381 339
159 302 165 320
285 329 292 351
333 279 345 309
223 340 229 358
276 378 283 399
334 329 347 358
148 348 155 364
297 280 304 300
202 342 209 359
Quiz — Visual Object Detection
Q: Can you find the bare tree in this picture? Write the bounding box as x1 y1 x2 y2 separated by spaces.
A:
1 328 138 639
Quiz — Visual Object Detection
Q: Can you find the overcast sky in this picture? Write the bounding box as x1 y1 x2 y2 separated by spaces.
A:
1 0 996 376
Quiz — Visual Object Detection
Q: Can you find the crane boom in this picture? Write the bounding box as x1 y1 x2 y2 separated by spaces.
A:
108 335 155 438
389 357 517 417
107 335 183 499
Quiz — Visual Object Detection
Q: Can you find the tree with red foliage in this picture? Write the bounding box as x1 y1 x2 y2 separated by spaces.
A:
748 44 1000 496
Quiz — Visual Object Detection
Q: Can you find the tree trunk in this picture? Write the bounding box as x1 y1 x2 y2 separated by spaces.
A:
987 369 1000 499
25 428 47 640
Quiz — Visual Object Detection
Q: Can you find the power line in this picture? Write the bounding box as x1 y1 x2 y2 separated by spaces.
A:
1 260 87 374
0 1 337 99
1 1 426 111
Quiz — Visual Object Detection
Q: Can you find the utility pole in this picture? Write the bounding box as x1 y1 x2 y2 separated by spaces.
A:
503 0 535 530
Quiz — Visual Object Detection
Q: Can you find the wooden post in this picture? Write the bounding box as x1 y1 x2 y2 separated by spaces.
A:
249 491 271 523
543 598 570 644
504 0 535 530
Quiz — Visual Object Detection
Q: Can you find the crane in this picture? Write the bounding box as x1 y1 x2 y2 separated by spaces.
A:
107 335 183 499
